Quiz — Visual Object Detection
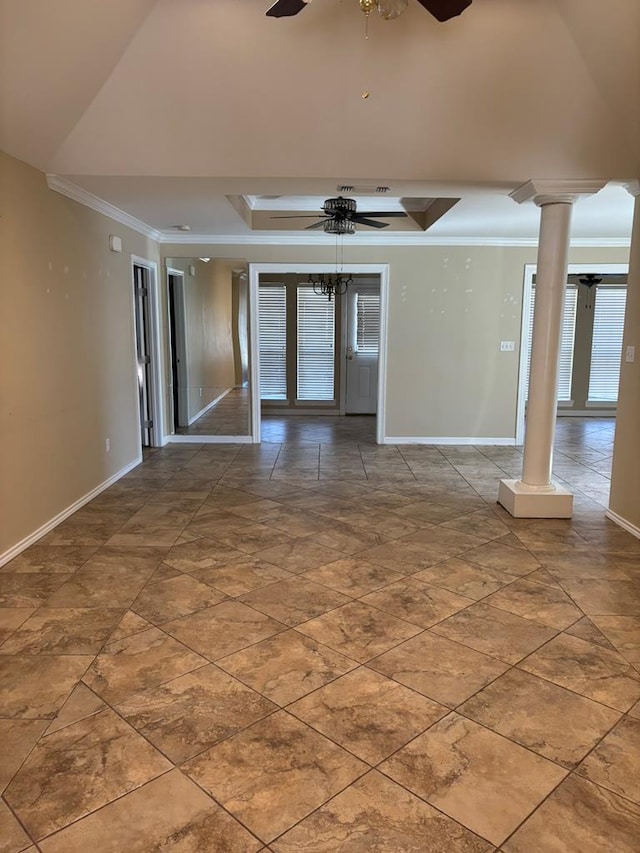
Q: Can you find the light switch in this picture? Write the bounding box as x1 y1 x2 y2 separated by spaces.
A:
500 341 515 352
625 345 636 363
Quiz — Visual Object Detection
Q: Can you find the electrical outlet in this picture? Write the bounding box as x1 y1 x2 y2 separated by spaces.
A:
500 341 515 352
625 345 635 363
200 387 203 397
105 438 110 452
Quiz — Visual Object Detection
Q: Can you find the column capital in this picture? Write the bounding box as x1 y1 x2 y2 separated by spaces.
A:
510 179 607 207
625 180 640 198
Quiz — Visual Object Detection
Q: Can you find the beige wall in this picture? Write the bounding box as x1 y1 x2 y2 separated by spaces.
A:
0 151 159 557
163 242 630 440
610 193 640 531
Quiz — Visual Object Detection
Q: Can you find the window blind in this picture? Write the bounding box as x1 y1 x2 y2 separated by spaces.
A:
297 286 335 401
356 291 380 355
588 287 626 402
258 285 287 400
525 286 577 402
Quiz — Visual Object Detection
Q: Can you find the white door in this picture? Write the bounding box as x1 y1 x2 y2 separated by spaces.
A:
345 284 379 414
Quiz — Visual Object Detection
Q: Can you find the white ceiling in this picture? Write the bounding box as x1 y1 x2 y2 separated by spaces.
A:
2 0 639 241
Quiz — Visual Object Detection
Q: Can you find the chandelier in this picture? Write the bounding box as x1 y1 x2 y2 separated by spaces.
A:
308 272 353 301
360 0 409 21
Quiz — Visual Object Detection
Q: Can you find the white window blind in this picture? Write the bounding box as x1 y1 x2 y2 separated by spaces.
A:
588 287 626 402
258 285 287 400
356 291 380 355
525 286 577 402
297 286 335 401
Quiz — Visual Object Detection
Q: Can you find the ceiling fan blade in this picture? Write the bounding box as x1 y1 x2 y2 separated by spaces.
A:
356 211 408 218
266 0 309 18
415 0 472 22
305 219 331 230
353 217 390 229
270 215 325 219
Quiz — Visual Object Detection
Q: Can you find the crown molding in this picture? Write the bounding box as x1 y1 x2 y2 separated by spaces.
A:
510 179 608 206
625 180 640 198
46 175 163 241
158 232 629 248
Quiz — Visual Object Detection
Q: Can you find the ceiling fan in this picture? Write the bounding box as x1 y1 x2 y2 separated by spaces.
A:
271 196 408 233
266 0 472 23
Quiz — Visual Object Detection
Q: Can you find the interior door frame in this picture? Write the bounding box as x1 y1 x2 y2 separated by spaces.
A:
249 263 390 444
130 255 165 447
166 268 190 431
516 262 629 445
341 276 381 416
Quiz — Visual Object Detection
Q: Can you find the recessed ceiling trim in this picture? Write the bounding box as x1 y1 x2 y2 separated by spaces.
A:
46 175 163 241
157 233 630 247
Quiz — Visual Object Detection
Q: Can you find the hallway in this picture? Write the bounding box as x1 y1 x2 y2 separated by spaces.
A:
1 419 639 851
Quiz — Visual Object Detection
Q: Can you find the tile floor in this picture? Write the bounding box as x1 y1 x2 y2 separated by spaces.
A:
1 417 640 851
177 388 250 436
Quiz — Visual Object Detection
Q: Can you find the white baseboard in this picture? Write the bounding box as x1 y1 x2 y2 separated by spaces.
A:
559 409 616 418
383 436 517 446
605 509 640 540
188 388 232 425
165 435 253 444
0 455 142 568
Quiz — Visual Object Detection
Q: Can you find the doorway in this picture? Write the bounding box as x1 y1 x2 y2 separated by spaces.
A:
132 260 161 447
249 264 389 444
166 269 189 432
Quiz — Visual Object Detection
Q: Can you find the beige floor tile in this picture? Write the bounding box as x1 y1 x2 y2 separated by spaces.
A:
191 557 292 596
576 717 640 803
0 608 123 655
116 663 276 762
459 668 620 768
131 574 227 624
370 630 509 707
43 570 146 609
303 557 406 597
183 711 367 842
431 602 557 664
0 609 36 643
44 683 107 735
483 579 583 629
0 575 67 608
361 578 473 629
590 615 640 663
240 578 351 626
2 544 96 574
210 523 294 555
627 699 640 719
107 610 153 643
440 510 510 542
272 770 492 853
413 558 512 600
4 709 171 840
288 667 446 764
565 615 617 650
83 626 207 704
310 523 389 556
0 655 93 718
503 775 640 853
37 770 261 853
297 601 422 663
218 630 357 705
562 579 640 616
461 541 540 576
163 537 246 572
253 539 344 574
163 600 285 661
0 719 48 792
519 633 640 712
80 546 166 575
0 799 32 853
380 712 567 846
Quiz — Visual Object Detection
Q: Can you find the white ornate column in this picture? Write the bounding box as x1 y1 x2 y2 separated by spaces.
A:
499 179 606 518
608 181 640 536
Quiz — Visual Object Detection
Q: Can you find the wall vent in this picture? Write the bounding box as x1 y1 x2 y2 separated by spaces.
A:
337 185 391 194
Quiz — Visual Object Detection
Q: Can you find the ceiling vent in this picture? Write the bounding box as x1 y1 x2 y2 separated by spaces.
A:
337 185 391 194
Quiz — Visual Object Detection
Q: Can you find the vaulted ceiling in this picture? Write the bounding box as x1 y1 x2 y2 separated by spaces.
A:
1 0 638 239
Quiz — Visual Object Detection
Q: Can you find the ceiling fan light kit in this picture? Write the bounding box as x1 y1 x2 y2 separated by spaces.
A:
266 0 472 24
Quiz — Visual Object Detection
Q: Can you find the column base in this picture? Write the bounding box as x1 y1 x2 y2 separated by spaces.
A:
498 479 573 518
